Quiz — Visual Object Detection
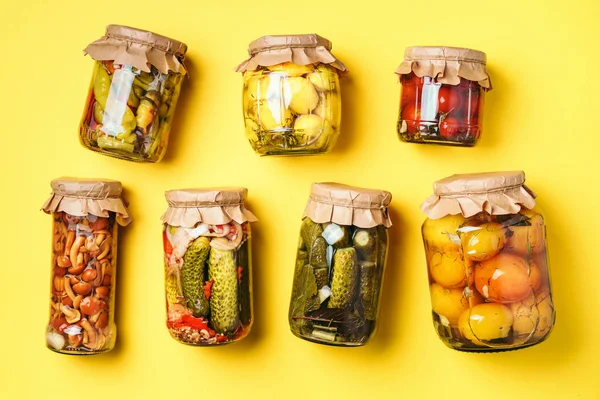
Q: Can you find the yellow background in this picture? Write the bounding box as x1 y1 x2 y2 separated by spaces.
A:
1 0 599 398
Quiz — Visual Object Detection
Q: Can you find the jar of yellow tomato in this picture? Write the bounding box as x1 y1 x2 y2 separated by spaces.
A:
79 25 188 162
235 34 347 156
42 178 131 354
420 171 555 351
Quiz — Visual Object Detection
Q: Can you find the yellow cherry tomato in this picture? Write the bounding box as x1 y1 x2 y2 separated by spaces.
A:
267 62 315 76
461 222 507 261
430 283 468 326
307 64 338 91
293 114 324 134
284 77 319 114
506 210 546 256
422 215 466 252
533 291 555 339
459 303 514 343
428 251 467 288
511 293 538 337
475 253 537 303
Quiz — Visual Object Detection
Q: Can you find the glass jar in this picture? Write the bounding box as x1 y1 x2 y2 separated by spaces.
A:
421 171 555 352
288 183 392 346
235 34 347 156
80 25 187 162
161 188 258 345
41 178 131 354
395 46 492 147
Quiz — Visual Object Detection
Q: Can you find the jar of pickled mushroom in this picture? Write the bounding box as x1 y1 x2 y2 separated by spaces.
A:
420 171 555 352
161 188 258 345
395 46 492 147
79 25 187 162
288 183 392 346
235 34 347 156
42 178 131 354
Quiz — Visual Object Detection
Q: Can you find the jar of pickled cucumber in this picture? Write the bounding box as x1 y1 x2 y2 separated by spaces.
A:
288 183 392 346
235 34 347 156
420 171 555 351
395 46 492 147
42 178 131 354
161 188 258 345
79 25 187 162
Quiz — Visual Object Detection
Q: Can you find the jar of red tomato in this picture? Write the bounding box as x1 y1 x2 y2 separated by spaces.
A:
395 46 492 146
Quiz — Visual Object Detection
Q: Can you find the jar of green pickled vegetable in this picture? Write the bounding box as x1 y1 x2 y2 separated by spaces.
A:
235 34 348 156
421 171 555 352
288 182 392 346
79 25 187 162
42 178 131 354
161 188 258 345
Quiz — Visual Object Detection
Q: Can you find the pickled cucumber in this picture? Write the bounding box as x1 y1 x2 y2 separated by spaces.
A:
181 236 211 318
208 248 239 333
237 241 252 325
300 218 323 249
328 247 358 309
165 270 182 305
291 248 309 301
353 228 377 262
310 237 328 268
359 262 377 320
314 267 329 289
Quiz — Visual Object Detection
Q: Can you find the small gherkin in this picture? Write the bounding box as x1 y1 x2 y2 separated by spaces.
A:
181 236 211 318
208 248 239 333
328 247 358 309
165 270 182 305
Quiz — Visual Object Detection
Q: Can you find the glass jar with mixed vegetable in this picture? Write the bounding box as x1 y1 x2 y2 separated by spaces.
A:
80 25 187 162
421 171 555 351
235 34 347 156
395 46 492 147
288 183 392 346
42 178 131 354
161 188 258 345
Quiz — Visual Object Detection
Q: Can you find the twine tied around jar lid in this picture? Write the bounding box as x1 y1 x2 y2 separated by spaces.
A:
161 188 258 228
421 171 537 219
395 46 492 89
234 34 348 73
41 177 132 226
84 25 188 75
304 182 392 228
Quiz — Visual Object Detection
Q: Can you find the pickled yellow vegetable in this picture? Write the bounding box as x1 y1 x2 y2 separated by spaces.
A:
430 283 468 326
511 294 538 336
294 114 324 135
307 64 338 92
533 291 554 339
458 303 513 344
461 222 507 261
428 251 467 288
506 210 545 255
285 77 319 114
422 214 466 252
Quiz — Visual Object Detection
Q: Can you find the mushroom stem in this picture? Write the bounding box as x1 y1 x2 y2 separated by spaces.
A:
97 241 111 260
69 236 86 269
80 319 97 349
63 276 76 301
61 305 81 324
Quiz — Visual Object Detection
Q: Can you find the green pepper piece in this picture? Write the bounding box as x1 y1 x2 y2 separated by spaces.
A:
97 135 134 153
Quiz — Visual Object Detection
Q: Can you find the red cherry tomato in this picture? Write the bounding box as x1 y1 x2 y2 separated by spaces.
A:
439 117 461 138
438 86 463 114
401 103 421 133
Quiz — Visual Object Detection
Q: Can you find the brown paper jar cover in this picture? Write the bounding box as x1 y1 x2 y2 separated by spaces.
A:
84 25 188 75
235 34 348 73
161 188 258 228
395 46 492 89
303 182 392 228
41 177 132 226
421 171 537 219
